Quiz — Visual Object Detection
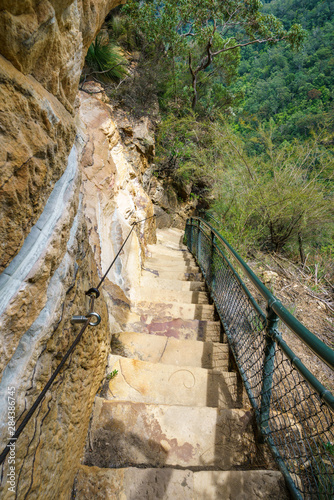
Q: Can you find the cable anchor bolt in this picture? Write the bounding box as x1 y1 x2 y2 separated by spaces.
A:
71 312 101 327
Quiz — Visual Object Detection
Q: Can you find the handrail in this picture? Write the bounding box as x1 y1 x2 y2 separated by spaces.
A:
190 216 334 371
185 216 334 500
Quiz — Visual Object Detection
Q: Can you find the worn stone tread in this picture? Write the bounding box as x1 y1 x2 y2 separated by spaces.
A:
146 243 196 259
139 276 206 292
119 318 221 342
110 332 227 369
131 300 215 321
142 268 204 282
145 255 198 268
156 228 185 245
132 288 209 304
106 355 237 408
147 244 196 261
75 466 289 500
84 398 256 469
144 262 200 273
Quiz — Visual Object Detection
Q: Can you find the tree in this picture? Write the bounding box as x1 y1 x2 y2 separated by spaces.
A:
124 0 306 110
212 122 334 256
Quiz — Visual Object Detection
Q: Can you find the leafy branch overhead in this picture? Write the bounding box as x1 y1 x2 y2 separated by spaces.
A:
124 0 306 109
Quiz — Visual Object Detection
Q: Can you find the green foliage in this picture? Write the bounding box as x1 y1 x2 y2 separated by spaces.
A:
315 439 334 499
106 369 118 380
108 15 144 50
105 1 334 276
212 127 334 258
234 0 334 142
122 0 305 113
85 34 128 81
155 113 235 194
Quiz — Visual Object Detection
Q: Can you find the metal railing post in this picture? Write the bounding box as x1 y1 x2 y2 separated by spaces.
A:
196 219 200 259
260 303 279 434
210 230 216 293
189 217 193 252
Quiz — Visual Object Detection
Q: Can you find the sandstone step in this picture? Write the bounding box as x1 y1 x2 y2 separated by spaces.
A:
133 288 209 304
157 236 186 249
144 259 200 273
157 228 185 244
154 241 188 252
145 251 196 265
147 319 221 342
84 398 257 470
143 263 200 276
142 268 203 282
156 234 187 250
131 301 215 321
147 244 196 262
146 243 196 260
120 318 221 342
75 465 288 500
111 332 227 369
140 275 206 292
105 355 236 408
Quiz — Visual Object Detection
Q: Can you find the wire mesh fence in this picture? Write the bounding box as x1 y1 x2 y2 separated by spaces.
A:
185 218 334 500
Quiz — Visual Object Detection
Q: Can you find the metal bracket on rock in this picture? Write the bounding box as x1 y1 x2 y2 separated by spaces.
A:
71 312 101 327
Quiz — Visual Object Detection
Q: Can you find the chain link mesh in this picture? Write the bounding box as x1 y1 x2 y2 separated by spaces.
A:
185 220 334 499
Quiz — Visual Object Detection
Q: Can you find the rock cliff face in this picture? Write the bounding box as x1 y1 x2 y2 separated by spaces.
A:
79 86 156 331
0 0 121 270
0 2 156 499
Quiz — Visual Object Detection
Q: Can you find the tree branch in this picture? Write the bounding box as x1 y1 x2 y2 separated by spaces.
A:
211 36 285 57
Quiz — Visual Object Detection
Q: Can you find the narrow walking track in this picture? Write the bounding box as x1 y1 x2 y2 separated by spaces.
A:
73 229 288 499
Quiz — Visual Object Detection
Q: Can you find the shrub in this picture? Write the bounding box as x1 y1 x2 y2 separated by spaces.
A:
85 34 128 82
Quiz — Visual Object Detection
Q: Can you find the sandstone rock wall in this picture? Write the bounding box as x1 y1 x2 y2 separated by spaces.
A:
0 136 112 499
0 0 121 271
78 86 156 332
0 2 156 498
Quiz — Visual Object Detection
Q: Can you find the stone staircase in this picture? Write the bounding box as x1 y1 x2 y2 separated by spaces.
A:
73 228 288 499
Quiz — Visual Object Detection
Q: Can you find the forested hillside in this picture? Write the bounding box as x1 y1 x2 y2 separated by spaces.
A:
234 0 334 142
84 0 334 288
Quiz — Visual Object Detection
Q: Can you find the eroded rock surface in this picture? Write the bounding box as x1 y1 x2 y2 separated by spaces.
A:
0 1 121 110
0 77 156 498
0 178 110 499
0 2 157 498
0 56 76 271
79 87 156 331
0 0 121 271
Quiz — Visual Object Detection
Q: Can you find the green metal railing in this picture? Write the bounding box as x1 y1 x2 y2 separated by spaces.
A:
185 217 334 500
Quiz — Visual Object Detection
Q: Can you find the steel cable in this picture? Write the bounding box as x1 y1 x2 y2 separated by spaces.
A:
0 213 156 466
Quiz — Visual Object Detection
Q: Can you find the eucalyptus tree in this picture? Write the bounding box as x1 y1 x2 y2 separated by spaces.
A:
124 0 306 110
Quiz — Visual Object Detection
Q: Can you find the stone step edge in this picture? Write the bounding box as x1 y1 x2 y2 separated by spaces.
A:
86 399 257 470
141 268 204 280
74 466 288 499
110 332 228 369
132 300 215 311
76 463 283 473
131 290 209 305
107 353 233 379
138 278 206 292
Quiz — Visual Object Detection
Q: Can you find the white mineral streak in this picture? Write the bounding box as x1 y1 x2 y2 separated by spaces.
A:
0 146 78 317
0 202 81 444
